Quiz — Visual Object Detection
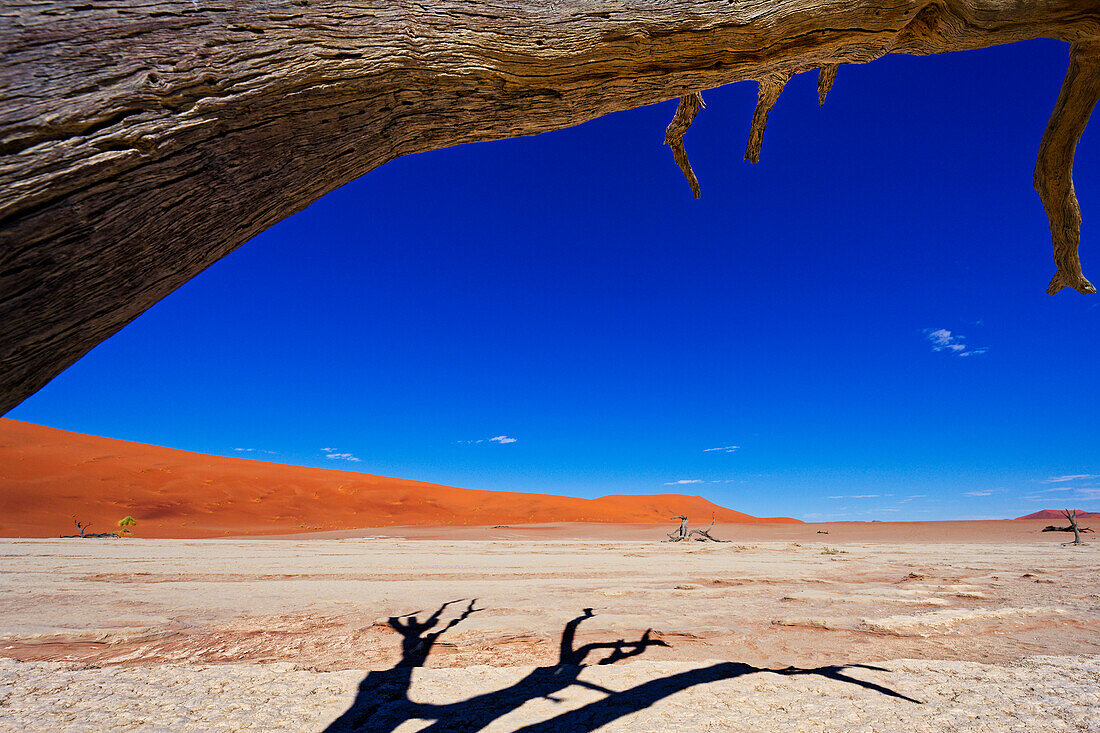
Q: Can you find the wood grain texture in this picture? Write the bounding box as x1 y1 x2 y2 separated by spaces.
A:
664 92 705 198
817 64 839 106
1035 41 1100 295
744 72 791 164
2 1 1100 413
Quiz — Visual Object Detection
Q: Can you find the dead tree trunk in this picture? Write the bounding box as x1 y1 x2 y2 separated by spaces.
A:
3 2 1099 413
666 516 691 542
1042 509 1093 545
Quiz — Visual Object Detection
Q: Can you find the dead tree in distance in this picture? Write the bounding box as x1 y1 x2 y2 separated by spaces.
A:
665 513 729 543
1041 509 1094 546
59 518 120 539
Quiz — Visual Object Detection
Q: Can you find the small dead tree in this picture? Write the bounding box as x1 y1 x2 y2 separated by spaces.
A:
1041 509 1094 546
60 518 120 539
664 513 729 543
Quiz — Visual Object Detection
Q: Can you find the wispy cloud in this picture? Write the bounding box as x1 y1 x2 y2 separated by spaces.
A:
1023 488 1100 502
322 448 360 462
1058 488 1100 499
703 445 740 453
458 435 518 445
233 447 277 455
1041 474 1099 483
664 479 705 485
924 328 987 357
963 490 994 497
827 494 883 499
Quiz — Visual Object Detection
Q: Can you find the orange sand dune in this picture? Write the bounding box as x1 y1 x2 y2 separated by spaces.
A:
0 419 799 538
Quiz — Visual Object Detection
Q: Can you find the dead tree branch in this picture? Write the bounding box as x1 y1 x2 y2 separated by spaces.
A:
817 65 840 106
745 73 792 165
1035 41 1100 295
688 512 730 542
664 92 706 199
2 2 1100 412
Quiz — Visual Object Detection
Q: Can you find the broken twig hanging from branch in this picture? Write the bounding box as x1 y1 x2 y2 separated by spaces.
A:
745 73 791 164
818 65 839 106
1035 42 1100 295
665 92 705 198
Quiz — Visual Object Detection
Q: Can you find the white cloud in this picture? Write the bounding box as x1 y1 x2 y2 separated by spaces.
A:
703 445 740 453
964 490 994 497
322 448 360 462
925 328 986 357
827 494 880 499
459 435 517 445
664 479 705 485
1042 474 1099 483
234 447 276 455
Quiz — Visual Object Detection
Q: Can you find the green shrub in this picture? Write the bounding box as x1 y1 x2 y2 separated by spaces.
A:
116 516 137 536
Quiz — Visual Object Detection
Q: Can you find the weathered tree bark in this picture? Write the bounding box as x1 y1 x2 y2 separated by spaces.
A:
665 93 706 199
2 1 1099 413
1035 41 1100 294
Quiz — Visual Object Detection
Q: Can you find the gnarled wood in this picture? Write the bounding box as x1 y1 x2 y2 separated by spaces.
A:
745 73 792 164
818 65 840 106
665 92 705 198
2 1 1100 413
1035 41 1100 295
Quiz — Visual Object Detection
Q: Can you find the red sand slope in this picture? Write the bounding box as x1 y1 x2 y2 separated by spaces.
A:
1015 509 1099 520
0 419 799 538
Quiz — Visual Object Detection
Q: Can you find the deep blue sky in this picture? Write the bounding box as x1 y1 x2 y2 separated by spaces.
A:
9 40 1099 521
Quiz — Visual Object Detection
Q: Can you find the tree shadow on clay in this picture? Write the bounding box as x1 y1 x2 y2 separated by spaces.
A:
324 600 919 733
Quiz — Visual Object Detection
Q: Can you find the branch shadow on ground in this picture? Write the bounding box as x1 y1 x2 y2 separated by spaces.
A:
324 600 920 732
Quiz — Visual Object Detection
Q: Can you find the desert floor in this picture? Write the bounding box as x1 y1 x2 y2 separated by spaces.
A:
1 527 1098 731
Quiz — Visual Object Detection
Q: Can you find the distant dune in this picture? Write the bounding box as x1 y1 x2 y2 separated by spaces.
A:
1014 509 1099 520
0 419 799 538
